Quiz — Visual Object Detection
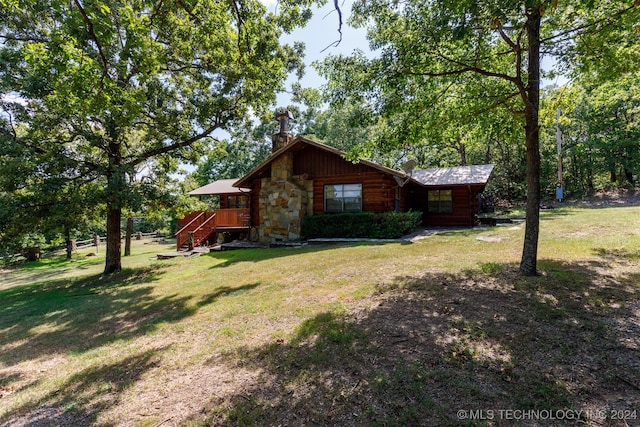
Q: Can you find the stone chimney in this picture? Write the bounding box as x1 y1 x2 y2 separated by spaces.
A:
272 110 294 152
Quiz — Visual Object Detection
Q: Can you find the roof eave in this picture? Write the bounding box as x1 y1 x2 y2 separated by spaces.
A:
233 136 412 187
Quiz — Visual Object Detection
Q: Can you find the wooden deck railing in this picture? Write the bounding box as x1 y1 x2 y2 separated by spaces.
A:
175 211 207 249
175 211 206 237
187 212 217 249
175 208 250 249
215 208 251 228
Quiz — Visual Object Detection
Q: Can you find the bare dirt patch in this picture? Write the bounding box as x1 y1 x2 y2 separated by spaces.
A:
177 259 639 426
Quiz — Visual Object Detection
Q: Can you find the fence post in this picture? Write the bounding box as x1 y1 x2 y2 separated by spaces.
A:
187 232 194 251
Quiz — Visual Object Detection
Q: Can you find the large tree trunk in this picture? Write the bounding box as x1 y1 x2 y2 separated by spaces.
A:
457 138 467 166
124 216 133 256
104 205 122 273
519 6 542 276
104 135 124 274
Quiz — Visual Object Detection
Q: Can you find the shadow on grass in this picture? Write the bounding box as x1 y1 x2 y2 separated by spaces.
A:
196 282 261 308
194 259 639 426
593 247 640 262
0 267 195 367
206 240 412 269
4 348 165 427
539 206 580 219
0 257 105 289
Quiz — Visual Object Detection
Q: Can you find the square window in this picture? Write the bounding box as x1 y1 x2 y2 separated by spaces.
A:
325 183 362 213
427 189 453 214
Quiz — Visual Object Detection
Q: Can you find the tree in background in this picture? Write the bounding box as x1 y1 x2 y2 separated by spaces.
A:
575 73 640 187
315 1 639 275
0 118 103 258
191 115 275 187
0 0 316 273
121 157 182 256
540 73 640 197
189 100 355 187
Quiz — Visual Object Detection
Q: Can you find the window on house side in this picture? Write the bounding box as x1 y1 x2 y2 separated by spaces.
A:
324 184 362 213
227 195 248 208
427 189 453 214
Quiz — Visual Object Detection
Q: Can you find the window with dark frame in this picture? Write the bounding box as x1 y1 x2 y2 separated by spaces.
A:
324 183 362 213
227 195 248 208
427 189 453 213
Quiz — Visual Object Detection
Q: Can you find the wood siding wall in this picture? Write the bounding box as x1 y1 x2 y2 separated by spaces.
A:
241 143 487 228
312 172 397 214
249 180 261 228
242 145 402 218
416 185 485 227
292 146 405 214
293 145 372 176
219 196 228 209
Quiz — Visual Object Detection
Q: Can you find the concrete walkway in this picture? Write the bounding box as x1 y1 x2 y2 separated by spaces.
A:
167 227 453 255
306 227 448 245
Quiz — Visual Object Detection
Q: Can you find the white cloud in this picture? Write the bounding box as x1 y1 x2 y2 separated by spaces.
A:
1 92 27 105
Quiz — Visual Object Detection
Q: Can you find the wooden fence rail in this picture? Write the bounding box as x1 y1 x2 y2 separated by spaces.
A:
45 232 159 255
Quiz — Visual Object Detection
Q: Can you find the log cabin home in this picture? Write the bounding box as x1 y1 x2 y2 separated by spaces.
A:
176 112 494 249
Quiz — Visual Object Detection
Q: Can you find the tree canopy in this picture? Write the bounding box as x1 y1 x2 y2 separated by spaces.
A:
316 0 640 275
0 0 319 272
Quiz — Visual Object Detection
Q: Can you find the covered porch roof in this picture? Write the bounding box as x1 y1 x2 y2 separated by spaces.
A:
189 178 247 196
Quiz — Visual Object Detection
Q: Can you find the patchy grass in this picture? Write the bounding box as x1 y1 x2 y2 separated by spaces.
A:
1 205 639 426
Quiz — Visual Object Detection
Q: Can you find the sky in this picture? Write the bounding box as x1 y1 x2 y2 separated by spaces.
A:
259 0 567 108
260 0 373 107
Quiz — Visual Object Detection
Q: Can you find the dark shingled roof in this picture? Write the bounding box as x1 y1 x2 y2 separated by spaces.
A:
412 164 495 186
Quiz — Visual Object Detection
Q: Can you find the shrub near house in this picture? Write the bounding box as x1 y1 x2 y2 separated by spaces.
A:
180 114 494 248
302 211 423 239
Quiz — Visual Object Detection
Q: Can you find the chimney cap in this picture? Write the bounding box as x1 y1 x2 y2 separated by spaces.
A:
275 110 294 135
275 110 294 121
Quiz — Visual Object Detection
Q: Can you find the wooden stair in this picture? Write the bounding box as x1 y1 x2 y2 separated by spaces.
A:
175 208 251 250
175 211 217 250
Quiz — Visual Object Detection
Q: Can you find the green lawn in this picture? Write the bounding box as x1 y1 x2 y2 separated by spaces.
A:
1 206 639 426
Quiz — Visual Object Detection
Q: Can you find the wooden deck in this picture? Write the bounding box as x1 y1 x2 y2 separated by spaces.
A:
175 208 250 250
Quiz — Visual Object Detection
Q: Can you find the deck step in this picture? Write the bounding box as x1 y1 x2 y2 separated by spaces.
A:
157 247 210 259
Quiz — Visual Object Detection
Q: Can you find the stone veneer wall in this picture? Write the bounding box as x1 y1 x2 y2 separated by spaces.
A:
259 130 315 243
258 153 313 243
258 172 313 243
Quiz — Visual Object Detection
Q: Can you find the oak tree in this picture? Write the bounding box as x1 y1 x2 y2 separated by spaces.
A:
317 0 639 275
1 0 314 273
